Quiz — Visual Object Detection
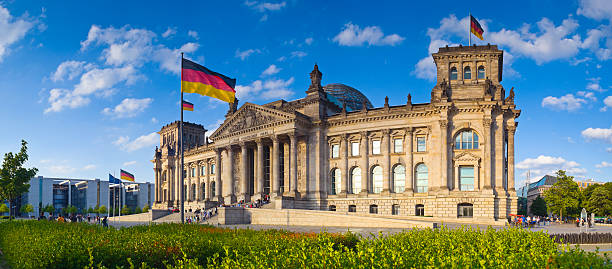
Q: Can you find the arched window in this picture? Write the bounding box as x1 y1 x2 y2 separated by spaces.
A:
458 203 473 218
371 165 383 193
454 130 479 150
415 204 425 216
211 181 216 197
201 183 206 199
351 167 361 194
450 67 458 80
464 66 471 79
191 183 196 200
477 66 485 79
393 164 405 193
330 168 341 195
329 205 336 211
415 164 428 193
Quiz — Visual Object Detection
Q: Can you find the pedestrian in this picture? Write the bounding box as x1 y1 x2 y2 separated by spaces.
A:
102 216 108 228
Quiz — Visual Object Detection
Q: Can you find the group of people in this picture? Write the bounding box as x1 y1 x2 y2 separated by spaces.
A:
510 215 550 228
37 214 109 227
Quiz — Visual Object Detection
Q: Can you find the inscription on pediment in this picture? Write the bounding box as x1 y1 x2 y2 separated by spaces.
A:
212 104 296 139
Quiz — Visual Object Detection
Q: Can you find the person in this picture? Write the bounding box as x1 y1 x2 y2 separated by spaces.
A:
102 216 108 228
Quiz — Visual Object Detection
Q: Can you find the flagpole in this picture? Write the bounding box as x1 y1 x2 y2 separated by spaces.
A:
469 12 471 46
180 52 185 224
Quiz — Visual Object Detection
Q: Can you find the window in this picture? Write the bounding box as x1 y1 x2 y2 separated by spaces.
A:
191 168 196 177
201 183 206 199
415 204 425 216
211 181 216 197
455 130 479 150
459 166 475 191
478 66 485 79
330 168 341 195
415 164 428 193
211 164 216 175
348 205 357 212
393 138 403 153
416 136 426 152
183 170 187 178
329 205 336 211
372 140 381 154
351 142 360 156
369 204 378 214
393 164 406 193
392 204 400 215
464 66 471 79
458 203 473 218
371 165 383 193
351 167 361 194
201 165 206 176
331 144 340 158
450 67 458 80
191 183 196 200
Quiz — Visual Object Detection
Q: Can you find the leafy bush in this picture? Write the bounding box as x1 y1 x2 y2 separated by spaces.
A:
0 221 608 269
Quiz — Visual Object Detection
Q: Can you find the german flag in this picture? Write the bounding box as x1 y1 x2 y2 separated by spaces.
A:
181 58 236 103
470 15 484 40
182 100 194 111
120 169 135 182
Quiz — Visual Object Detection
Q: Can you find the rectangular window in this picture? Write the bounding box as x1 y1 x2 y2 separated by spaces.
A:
372 140 381 155
201 165 206 176
459 166 475 191
331 144 340 158
351 142 360 156
417 136 426 152
210 164 216 175
392 204 400 215
393 138 403 153
191 168 196 177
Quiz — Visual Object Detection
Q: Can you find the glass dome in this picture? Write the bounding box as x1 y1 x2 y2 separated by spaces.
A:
323 83 374 111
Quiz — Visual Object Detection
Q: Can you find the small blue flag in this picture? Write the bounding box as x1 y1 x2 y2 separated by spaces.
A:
109 174 121 184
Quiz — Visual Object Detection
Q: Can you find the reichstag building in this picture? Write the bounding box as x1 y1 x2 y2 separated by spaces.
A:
152 44 520 221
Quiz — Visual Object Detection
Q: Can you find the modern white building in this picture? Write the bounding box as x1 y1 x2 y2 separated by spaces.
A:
22 176 154 216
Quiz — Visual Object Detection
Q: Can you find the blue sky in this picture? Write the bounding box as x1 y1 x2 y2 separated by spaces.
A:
0 0 611 187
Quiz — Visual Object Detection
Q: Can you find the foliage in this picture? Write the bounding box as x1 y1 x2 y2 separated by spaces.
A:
43 204 55 215
19 204 34 217
97 205 107 215
142 204 150 213
0 203 8 214
0 221 609 269
543 170 582 219
517 197 527 216
87 207 94 214
586 185 612 217
121 205 131 215
134 207 142 214
530 196 547 217
0 140 38 219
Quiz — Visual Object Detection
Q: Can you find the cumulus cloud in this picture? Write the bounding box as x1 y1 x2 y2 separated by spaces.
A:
245 1 287 12
0 4 35 62
577 91 597 101
102 98 153 118
290 51 307 58
305 37 313 45
123 161 137 166
333 22 404 47
541 94 587 111
595 161 612 168
73 65 140 96
45 89 91 113
153 42 199 74
516 155 587 181
161 27 176 38
187 30 199 39
235 77 294 100
577 0 612 22
604 96 612 111
581 126 612 143
261 64 281 76
113 132 158 152
586 77 607 92
607 147 612 153
235 48 260 60
51 61 94 82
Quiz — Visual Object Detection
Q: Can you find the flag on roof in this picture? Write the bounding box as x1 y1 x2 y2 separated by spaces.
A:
470 15 484 40
181 58 236 103
120 169 135 182
109 174 121 184
182 100 194 111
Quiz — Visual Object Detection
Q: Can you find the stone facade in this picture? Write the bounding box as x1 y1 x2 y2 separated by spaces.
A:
152 44 521 221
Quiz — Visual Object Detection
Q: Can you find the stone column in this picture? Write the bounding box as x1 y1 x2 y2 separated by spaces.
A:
340 133 349 195
382 129 391 194
507 124 516 192
240 142 248 202
483 118 493 191
439 119 449 192
404 128 414 193
359 131 369 195
205 160 211 201
225 146 235 203
271 136 280 197
154 168 159 202
215 148 222 201
256 138 265 200
288 133 299 197
495 117 504 193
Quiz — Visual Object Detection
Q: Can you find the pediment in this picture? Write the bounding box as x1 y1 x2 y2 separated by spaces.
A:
453 151 481 162
210 103 296 139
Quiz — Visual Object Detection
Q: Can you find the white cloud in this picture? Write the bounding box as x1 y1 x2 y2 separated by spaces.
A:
607 147 612 153
261 64 281 76
581 126 612 143
153 42 199 75
73 65 139 96
277 56 287 62
245 1 287 12
578 0 612 22
151 117 158 123
541 94 587 111
333 22 404 47
577 91 597 101
236 77 294 100
48 165 77 174
102 98 153 118
235 48 260 60
188 30 199 39
0 4 35 62
595 161 612 168
162 27 176 38
305 37 314 45
290 51 307 58
44 89 91 113
517 155 587 181
586 77 607 92
123 161 137 166
82 164 96 170
603 96 612 110
113 132 158 152
51 61 94 82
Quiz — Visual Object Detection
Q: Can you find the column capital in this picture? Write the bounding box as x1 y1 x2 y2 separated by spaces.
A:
225 145 232 151
506 125 517 134
255 137 264 144
340 133 348 141
360 131 368 138
439 119 448 128
382 129 390 136
405 127 414 134
288 132 296 140
483 118 492 128
270 135 279 143
239 141 247 147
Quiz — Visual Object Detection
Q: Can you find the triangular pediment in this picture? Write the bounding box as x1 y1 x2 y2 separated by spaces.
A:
453 151 481 162
210 103 296 139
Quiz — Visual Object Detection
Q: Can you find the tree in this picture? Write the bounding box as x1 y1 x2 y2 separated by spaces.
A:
121 205 131 215
543 170 582 220
67 205 78 215
43 204 55 216
517 197 527 216
87 207 94 215
0 140 38 220
133 207 142 214
586 186 612 217
0 203 8 215
94 204 100 216
530 196 547 217
142 204 150 213
20 203 34 218
97 205 107 215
